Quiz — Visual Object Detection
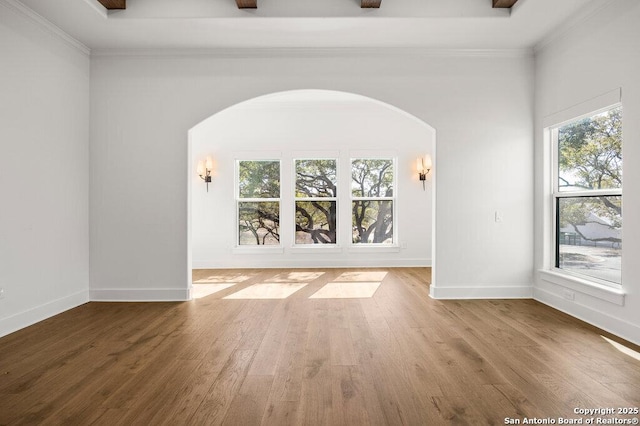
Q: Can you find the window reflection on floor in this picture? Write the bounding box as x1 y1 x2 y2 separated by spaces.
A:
223 283 308 300
193 273 255 284
192 269 389 300
333 271 388 282
192 283 237 299
601 336 640 361
309 281 381 299
269 271 325 282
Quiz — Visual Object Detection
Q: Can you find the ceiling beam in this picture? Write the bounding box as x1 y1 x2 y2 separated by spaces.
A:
236 0 257 8
97 0 126 9
361 0 381 8
492 0 518 8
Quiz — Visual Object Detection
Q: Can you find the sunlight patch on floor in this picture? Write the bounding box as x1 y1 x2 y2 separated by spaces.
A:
193 273 254 284
223 283 308 299
601 335 640 362
333 271 388 282
269 271 325 282
309 282 381 299
192 283 236 299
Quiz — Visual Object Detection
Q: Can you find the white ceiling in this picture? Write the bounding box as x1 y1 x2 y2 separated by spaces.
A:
16 0 602 51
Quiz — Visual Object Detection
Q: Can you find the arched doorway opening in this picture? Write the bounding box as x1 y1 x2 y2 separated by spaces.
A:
187 89 436 298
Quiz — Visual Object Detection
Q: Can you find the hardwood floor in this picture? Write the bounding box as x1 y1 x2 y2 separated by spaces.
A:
1 268 639 425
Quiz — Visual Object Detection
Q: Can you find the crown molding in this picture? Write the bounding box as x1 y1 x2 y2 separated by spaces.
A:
81 0 108 19
533 0 616 54
91 46 533 59
0 0 91 56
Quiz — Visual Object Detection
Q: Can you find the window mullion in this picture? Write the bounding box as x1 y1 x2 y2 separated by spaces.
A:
555 189 622 198
351 197 394 201
238 197 280 202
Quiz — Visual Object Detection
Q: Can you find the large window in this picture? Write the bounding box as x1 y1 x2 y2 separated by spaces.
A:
235 156 399 248
351 158 395 244
552 106 622 285
237 160 281 246
294 159 338 245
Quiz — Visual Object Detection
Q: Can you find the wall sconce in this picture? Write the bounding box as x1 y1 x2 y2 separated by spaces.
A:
197 156 213 192
417 155 432 191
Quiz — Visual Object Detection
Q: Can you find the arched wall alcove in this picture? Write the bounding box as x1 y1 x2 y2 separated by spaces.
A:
88 53 533 305
187 89 437 293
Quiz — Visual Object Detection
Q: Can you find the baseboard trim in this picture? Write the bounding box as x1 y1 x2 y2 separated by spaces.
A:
90 288 190 302
192 259 431 269
429 285 533 300
0 290 89 338
534 287 640 346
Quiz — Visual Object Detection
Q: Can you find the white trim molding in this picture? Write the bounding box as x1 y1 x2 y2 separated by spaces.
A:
91 47 533 59
81 0 108 19
90 288 191 302
289 246 344 254
538 270 624 306
533 0 616 54
192 259 431 269
347 245 401 254
542 88 621 129
0 290 89 338
534 287 640 346
231 247 285 255
429 285 533 300
0 0 91 56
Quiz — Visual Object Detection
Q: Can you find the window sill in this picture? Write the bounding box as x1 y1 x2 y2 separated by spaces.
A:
232 246 284 255
347 245 401 254
538 269 625 306
289 246 343 254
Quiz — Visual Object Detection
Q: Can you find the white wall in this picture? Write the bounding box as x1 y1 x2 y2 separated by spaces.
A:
0 1 90 336
534 0 640 344
90 50 534 301
190 91 434 269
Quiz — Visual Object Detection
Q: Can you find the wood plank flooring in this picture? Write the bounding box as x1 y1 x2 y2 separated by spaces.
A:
1 268 639 425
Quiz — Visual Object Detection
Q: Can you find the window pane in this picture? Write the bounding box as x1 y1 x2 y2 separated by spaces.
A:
238 202 280 245
238 161 280 198
352 200 393 244
351 159 393 197
295 201 337 244
558 107 622 191
557 196 622 284
295 159 337 198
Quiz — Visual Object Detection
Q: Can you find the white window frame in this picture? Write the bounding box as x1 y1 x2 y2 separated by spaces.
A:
292 157 340 247
234 158 282 250
549 103 622 290
349 156 397 246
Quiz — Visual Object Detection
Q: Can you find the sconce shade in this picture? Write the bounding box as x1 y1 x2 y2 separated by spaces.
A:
198 157 213 192
423 154 432 170
416 154 431 174
417 155 431 191
417 155 432 173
